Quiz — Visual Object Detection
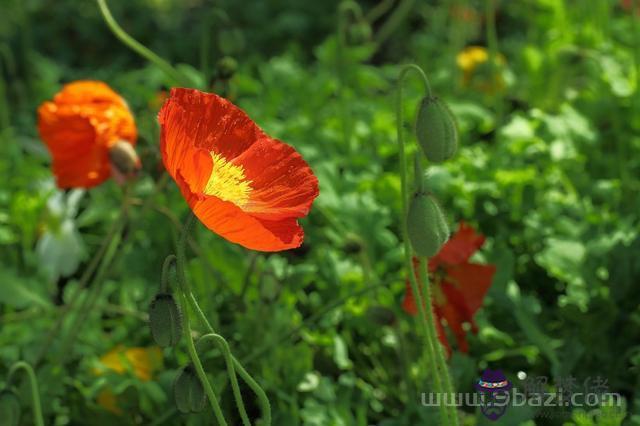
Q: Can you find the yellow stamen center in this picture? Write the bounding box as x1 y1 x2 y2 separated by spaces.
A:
203 152 252 207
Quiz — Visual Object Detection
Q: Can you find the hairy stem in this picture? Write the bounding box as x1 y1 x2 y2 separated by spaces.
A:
96 0 190 86
198 334 251 426
7 361 44 426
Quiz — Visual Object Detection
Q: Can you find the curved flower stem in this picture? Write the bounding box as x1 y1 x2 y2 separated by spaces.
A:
176 291 227 425
160 254 177 293
188 292 272 426
174 213 227 424
176 212 271 425
6 361 44 426
96 0 191 86
396 64 455 425
198 334 251 426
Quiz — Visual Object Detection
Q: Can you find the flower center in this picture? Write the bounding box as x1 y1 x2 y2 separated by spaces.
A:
203 152 252 207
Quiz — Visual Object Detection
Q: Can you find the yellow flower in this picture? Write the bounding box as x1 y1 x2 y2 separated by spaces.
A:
94 346 163 414
456 46 507 93
97 346 163 381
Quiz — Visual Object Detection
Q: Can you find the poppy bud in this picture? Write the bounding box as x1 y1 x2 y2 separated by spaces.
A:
216 56 238 80
415 96 458 163
406 191 449 257
149 293 183 348
109 140 141 183
0 389 21 426
174 365 206 413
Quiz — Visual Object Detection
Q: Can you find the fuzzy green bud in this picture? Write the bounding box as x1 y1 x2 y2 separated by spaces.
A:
0 389 21 426
174 365 206 413
149 293 183 348
415 96 458 163
406 191 449 257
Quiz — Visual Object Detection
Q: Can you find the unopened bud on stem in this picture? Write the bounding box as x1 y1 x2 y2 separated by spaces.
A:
415 96 458 163
406 191 449 257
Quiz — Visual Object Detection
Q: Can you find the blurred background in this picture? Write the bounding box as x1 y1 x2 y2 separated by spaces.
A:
0 0 639 424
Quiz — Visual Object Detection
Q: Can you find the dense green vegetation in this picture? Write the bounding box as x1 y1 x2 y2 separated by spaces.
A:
1 0 639 425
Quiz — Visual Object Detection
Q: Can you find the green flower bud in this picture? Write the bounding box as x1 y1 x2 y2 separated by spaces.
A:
415 96 458 163
406 191 449 257
174 365 206 413
0 389 21 426
149 293 183 348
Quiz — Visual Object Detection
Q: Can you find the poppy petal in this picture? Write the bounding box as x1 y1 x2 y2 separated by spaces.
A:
159 88 318 251
38 103 110 188
445 263 496 314
430 221 486 268
37 81 137 189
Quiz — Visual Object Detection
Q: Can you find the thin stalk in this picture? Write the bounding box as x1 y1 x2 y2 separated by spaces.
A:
96 0 191 86
417 256 458 424
7 361 44 426
160 254 177 293
198 334 251 426
188 292 272 426
176 213 271 424
177 291 228 425
397 64 456 425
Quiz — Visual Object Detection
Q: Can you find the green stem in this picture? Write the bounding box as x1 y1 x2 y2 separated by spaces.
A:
396 64 454 425
96 0 191 86
160 254 177 293
177 291 228 425
198 334 251 426
417 257 458 425
7 361 44 426
176 213 271 424
188 292 272 426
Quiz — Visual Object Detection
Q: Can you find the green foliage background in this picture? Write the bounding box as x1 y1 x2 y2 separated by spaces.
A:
0 0 639 425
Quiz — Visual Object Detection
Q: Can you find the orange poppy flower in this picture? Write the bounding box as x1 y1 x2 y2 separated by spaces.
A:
403 222 496 357
158 88 319 252
37 81 139 188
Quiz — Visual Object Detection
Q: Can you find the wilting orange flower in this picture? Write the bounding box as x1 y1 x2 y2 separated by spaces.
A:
37 81 139 188
158 88 319 251
403 222 496 357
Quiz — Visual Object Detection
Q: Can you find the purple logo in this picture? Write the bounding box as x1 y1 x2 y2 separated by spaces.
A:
475 369 512 420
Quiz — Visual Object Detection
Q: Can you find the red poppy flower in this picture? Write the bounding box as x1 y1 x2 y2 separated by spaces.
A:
37 81 139 188
158 88 319 252
402 222 496 357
